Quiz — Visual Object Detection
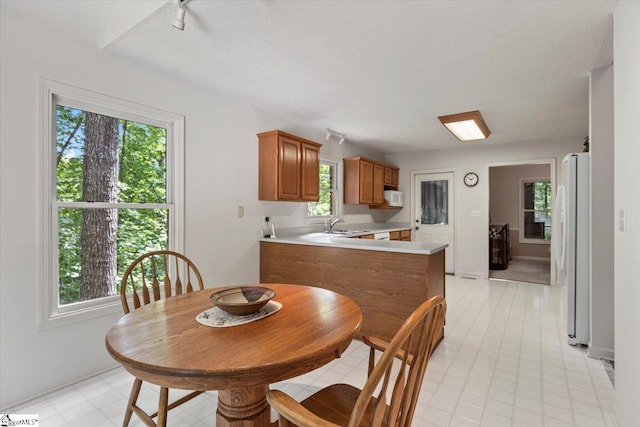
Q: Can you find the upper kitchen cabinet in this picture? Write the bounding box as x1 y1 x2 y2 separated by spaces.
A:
384 166 399 189
344 157 373 204
373 163 385 204
344 156 397 205
258 130 322 201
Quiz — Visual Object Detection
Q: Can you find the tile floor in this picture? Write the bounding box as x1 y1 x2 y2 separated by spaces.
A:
5 276 616 426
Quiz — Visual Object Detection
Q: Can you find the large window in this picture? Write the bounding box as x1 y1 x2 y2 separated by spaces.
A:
307 158 339 221
42 80 184 324
520 179 552 243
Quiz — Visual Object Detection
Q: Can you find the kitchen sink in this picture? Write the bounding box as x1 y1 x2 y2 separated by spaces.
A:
328 230 369 235
296 230 371 241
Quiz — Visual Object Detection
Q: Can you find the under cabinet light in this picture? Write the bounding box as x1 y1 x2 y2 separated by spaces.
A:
438 110 491 141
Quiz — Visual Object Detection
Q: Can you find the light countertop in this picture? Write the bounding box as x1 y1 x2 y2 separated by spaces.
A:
259 223 447 255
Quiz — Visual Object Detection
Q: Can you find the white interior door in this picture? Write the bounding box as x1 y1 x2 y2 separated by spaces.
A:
414 172 454 273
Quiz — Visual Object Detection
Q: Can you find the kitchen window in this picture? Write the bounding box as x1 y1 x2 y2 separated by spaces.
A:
306 157 339 222
41 79 184 327
520 178 552 243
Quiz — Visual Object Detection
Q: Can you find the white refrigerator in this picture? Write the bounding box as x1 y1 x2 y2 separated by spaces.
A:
555 153 590 346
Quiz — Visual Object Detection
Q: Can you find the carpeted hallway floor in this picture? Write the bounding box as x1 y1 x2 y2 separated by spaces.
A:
489 258 551 285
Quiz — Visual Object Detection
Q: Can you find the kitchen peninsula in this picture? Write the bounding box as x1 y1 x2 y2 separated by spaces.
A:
260 227 447 344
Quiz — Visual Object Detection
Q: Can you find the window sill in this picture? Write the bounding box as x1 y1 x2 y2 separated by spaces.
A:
519 238 551 245
40 298 122 331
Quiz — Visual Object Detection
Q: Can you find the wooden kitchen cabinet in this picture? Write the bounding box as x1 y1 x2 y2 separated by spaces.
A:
373 163 385 205
384 166 399 188
344 157 397 205
258 130 322 201
344 157 373 204
261 241 445 346
300 142 320 201
389 229 411 241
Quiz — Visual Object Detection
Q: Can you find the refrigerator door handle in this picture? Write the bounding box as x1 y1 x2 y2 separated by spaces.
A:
553 184 566 271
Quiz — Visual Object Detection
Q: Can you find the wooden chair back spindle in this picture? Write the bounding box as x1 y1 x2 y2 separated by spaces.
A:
120 250 204 315
267 295 446 427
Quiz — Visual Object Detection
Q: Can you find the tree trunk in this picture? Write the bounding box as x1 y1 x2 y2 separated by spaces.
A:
80 112 119 300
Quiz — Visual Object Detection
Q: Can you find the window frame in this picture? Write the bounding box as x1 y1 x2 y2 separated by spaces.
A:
40 79 185 329
519 177 552 244
305 155 341 224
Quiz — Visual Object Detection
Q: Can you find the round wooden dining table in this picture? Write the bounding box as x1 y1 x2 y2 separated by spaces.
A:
105 283 362 427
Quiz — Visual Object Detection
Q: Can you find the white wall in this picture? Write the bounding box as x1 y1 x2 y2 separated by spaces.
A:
0 11 366 408
613 2 640 425
386 138 579 278
589 65 614 361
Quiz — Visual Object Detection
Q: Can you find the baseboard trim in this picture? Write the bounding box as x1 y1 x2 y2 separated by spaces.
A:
512 256 551 262
588 346 615 361
455 272 486 280
0 362 120 411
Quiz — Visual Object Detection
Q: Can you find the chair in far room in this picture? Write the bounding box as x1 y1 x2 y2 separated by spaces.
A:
267 294 446 427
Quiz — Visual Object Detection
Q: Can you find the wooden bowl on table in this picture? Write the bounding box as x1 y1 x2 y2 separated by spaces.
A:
210 286 276 316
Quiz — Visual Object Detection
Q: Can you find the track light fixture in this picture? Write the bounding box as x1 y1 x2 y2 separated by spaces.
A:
172 0 188 31
325 128 345 145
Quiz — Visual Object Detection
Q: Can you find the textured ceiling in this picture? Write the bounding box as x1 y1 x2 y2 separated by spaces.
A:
3 0 616 153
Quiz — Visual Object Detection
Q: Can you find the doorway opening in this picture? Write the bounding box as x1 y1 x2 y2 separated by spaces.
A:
488 161 555 285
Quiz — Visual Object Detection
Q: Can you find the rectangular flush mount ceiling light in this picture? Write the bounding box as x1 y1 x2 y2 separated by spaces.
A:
438 110 491 141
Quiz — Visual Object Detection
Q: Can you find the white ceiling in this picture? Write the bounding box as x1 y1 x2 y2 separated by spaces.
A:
3 0 616 153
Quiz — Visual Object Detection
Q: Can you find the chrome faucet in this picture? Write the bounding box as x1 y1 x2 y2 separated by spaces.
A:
324 215 345 232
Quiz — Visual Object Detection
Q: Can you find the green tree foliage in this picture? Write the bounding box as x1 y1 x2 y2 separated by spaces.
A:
523 181 552 240
307 163 333 216
56 106 168 305
534 182 552 240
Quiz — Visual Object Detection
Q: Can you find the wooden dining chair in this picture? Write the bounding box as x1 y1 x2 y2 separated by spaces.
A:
119 250 206 427
267 294 446 427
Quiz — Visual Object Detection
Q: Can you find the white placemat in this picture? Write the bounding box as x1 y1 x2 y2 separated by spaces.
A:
196 301 282 328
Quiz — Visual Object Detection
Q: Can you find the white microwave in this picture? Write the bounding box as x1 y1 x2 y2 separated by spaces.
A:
383 190 404 207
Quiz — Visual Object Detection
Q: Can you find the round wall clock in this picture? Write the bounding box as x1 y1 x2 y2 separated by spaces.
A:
464 172 479 187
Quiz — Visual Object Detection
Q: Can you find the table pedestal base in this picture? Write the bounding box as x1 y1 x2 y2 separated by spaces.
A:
216 386 271 427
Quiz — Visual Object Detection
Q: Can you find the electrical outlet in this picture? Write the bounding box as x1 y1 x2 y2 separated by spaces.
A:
236 206 244 218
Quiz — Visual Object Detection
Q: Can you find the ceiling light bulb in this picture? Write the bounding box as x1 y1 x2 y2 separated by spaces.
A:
444 120 485 141
338 135 345 144
172 3 186 30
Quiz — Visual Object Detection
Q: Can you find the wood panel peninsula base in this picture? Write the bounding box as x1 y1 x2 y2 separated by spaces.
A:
260 241 445 344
